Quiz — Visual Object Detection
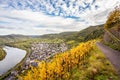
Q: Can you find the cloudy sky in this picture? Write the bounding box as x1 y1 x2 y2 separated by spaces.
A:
0 0 120 35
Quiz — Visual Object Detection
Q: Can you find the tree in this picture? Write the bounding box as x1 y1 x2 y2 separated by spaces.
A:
104 6 120 29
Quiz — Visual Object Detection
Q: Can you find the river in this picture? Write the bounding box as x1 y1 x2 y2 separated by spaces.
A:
0 46 26 75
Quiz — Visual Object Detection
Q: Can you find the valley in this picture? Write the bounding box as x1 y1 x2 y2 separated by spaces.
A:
0 23 119 80
0 6 120 80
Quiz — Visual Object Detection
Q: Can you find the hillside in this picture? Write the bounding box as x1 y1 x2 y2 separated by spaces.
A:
3 24 118 80
40 24 104 42
0 34 33 45
0 1 120 80
0 24 104 47
19 40 119 80
103 6 120 51
1 24 119 80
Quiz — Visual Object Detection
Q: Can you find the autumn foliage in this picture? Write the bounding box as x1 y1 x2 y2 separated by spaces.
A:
19 40 96 80
104 6 120 29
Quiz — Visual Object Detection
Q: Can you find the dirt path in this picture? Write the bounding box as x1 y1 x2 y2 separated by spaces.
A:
96 42 120 77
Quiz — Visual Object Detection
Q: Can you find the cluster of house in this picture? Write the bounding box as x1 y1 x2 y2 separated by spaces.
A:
31 43 68 60
22 42 68 70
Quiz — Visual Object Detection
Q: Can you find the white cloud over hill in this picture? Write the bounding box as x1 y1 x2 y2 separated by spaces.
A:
0 0 120 35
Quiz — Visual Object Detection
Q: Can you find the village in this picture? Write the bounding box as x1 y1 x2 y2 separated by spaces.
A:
23 42 68 69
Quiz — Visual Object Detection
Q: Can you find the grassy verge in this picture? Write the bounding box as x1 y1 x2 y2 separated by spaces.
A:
103 42 120 51
102 30 120 51
70 45 119 80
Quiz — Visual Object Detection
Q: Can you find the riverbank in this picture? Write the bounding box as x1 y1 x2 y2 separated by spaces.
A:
0 47 6 61
0 46 27 80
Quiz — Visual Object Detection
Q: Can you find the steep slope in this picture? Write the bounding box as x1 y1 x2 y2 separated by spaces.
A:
19 40 119 80
103 7 120 51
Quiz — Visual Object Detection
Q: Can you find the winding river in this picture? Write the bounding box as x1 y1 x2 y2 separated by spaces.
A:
0 46 26 75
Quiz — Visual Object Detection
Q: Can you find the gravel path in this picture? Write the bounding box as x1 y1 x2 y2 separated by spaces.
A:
96 42 120 77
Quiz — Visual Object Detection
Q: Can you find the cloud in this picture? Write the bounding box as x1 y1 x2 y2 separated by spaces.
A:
0 9 88 35
0 0 120 35
0 26 14 29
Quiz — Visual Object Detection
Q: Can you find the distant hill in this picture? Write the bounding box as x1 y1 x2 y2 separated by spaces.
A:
0 34 32 45
40 24 104 42
0 24 104 45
